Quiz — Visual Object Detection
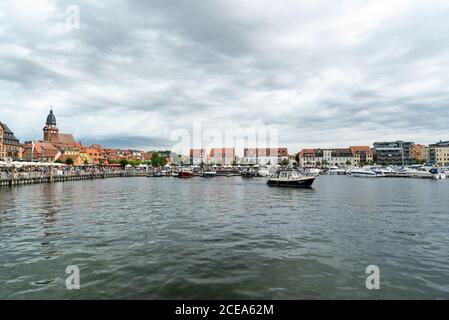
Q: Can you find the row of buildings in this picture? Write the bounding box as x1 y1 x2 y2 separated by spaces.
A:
189 141 449 167
1 110 158 166
298 141 449 167
2 111 449 167
189 148 290 166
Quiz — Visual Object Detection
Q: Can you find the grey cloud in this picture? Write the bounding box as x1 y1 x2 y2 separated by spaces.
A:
1 0 449 152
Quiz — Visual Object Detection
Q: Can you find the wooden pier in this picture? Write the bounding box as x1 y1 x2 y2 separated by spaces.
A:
0 171 147 187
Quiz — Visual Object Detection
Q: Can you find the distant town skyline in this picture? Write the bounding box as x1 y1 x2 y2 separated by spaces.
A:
2 0 449 151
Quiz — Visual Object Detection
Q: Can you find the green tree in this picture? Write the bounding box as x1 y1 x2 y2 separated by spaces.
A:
281 158 290 166
322 160 329 166
129 160 142 167
55 159 63 164
151 153 167 167
415 159 426 165
346 160 352 166
65 157 74 165
119 159 129 168
295 153 300 164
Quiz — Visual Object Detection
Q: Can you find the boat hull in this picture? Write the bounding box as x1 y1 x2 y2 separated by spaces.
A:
202 172 217 177
178 172 193 178
267 177 315 188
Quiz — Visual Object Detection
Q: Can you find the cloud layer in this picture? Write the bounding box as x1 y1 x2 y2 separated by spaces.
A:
1 0 449 153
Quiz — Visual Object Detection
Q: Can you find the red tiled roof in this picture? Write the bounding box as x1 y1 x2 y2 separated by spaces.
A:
23 142 60 158
349 146 373 156
299 149 318 157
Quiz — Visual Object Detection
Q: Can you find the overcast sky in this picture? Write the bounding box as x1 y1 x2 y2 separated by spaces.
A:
1 0 449 153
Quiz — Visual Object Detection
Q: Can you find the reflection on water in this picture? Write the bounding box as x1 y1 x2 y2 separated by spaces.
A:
1 176 449 299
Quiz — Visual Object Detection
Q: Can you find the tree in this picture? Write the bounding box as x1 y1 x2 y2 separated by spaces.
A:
322 160 329 166
129 160 142 167
415 159 426 165
281 158 290 166
151 153 167 167
295 153 300 164
119 159 129 168
55 159 63 164
346 160 352 166
65 157 74 165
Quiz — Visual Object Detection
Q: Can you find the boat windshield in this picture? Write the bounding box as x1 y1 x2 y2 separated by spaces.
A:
276 170 299 179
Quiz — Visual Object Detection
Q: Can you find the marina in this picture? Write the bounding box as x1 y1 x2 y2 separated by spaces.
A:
2 162 448 188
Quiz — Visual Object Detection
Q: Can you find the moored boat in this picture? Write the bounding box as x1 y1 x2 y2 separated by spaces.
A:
178 169 193 178
327 166 346 175
430 168 446 180
348 168 379 177
241 167 256 178
202 171 217 177
256 165 269 177
267 169 316 188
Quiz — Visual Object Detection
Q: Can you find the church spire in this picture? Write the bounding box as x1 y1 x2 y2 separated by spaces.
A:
46 108 57 126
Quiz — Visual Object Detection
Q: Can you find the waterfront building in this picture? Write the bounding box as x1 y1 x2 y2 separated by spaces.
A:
298 149 323 167
411 144 427 162
0 122 23 160
22 141 61 162
143 151 154 161
289 154 297 165
209 148 235 166
117 149 133 159
43 109 80 150
420 146 430 163
104 148 120 162
349 146 373 165
129 149 145 161
322 148 354 166
429 141 449 167
80 146 106 165
79 151 94 165
373 141 415 165
242 148 289 165
190 149 207 165
59 147 85 165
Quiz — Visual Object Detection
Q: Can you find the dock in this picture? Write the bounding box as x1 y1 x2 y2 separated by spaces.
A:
0 171 148 187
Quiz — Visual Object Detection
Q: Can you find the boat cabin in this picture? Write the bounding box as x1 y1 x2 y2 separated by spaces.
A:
272 170 300 179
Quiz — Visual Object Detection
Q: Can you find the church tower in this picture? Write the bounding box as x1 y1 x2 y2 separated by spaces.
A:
43 108 59 142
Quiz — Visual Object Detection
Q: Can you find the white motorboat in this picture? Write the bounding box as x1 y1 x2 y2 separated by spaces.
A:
404 167 434 179
256 165 269 177
327 166 346 175
349 168 379 177
429 168 446 180
305 168 321 176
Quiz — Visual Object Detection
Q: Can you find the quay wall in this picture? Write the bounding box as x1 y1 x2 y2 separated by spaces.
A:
0 172 147 188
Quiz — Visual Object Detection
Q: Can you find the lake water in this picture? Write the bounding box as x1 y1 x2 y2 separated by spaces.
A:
1 176 449 299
